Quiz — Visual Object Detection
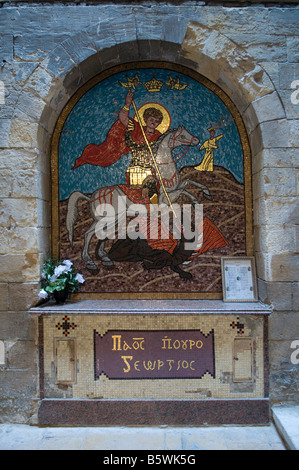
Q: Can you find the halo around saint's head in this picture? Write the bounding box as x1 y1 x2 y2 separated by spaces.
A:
134 102 171 134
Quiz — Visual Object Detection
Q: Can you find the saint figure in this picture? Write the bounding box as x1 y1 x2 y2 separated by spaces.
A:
194 127 224 172
72 90 163 189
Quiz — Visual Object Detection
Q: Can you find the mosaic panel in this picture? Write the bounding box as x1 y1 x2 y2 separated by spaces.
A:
51 62 253 298
42 314 265 400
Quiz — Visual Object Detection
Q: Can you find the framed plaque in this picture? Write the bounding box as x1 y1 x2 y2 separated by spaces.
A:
221 256 258 302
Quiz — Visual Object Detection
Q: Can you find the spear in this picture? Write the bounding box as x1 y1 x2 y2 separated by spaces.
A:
130 96 177 217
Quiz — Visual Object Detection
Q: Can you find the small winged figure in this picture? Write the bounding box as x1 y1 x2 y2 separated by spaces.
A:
166 75 188 91
119 73 142 90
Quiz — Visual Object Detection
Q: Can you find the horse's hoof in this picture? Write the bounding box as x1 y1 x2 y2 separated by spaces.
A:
86 261 98 271
101 258 114 267
203 191 213 201
181 272 192 281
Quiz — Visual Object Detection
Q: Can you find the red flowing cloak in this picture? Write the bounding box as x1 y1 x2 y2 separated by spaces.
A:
72 120 161 169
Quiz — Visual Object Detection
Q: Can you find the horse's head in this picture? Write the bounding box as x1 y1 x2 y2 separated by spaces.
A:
170 126 199 148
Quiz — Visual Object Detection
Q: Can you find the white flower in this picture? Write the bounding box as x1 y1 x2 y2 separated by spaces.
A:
54 264 69 277
75 273 85 284
38 289 48 300
62 259 73 271
50 274 57 283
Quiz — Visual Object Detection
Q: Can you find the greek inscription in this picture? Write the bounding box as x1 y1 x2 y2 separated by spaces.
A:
112 335 145 351
120 355 197 374
121 355 133 373
95 329 215 379
161 336 203 350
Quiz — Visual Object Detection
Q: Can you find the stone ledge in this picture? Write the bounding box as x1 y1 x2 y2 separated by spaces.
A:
1 0 298 4
272 406 299 450
30 298 271 315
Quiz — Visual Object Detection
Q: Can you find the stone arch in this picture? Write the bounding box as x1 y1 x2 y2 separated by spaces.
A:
9 24 286 301
36 25 283 178
36 23 282 161
182 22 275 106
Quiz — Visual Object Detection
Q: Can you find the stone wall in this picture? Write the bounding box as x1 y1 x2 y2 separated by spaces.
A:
0 2 298 422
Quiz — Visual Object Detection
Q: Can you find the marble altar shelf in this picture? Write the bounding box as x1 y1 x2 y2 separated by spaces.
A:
31 299 271 315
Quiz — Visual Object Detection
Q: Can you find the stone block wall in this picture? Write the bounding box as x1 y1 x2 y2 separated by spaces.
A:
0 2 298 422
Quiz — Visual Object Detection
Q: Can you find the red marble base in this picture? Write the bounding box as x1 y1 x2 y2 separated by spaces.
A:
38 398 270 426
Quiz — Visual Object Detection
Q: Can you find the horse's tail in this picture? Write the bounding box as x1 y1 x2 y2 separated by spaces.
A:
66 191 90 247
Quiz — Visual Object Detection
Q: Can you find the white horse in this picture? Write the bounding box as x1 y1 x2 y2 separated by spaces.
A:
66 125 212 270
154 125 213 204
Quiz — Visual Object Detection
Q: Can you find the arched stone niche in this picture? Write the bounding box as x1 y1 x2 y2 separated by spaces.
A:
50 60 253 298
30 25 277 426
17 24 284 303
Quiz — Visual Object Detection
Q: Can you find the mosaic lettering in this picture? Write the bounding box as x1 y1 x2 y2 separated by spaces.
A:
94 329 215 380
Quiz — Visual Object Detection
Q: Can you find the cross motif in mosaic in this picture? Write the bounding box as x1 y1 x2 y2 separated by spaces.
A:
55 316 77 336
230 317 245 335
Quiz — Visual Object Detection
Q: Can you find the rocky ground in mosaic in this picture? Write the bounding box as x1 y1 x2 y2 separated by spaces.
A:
59 166 246 294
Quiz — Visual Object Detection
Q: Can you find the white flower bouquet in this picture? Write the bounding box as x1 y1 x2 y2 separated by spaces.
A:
39 258 85 301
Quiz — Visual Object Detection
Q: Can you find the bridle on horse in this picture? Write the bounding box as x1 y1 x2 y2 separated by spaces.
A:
159 127 197 165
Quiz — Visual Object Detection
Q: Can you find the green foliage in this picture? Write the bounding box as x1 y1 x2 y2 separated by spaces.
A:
40 258 85 298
